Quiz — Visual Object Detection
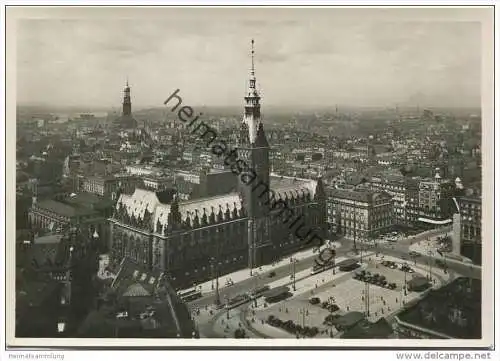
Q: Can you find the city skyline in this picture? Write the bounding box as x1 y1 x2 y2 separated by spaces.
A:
16 8 482 109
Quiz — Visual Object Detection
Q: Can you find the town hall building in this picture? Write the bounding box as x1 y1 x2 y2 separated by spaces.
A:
108 41 327 289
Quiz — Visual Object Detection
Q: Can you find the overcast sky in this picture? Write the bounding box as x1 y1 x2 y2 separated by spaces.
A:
15 8 483 109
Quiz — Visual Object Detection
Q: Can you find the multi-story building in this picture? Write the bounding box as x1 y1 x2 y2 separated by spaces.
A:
404 177 420 226
417 172 455 226
367 175 407 225
457 196 482 264
82 174 141 199
174 168 238 200
142 175 173 191
16 227 99 337
28 192 114 248
108 41 327 289
327 188 393 241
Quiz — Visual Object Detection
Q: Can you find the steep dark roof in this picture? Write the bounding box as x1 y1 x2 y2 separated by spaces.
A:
81 257 197 338
254 122 269 148
114 114 138 129
36 199 98 217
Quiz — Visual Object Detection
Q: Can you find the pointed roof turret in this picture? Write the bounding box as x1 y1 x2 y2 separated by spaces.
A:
167 193 182 229
314 176 326 201
254 122 269 148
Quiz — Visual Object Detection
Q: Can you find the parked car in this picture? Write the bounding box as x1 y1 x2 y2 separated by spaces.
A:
327 304 340 313
268 271 276 278
409 251 421 257
387 283 397 290
309 297 321 305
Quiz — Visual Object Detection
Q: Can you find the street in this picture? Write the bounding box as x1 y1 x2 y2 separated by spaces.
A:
188 226 474 309
188 227 481 338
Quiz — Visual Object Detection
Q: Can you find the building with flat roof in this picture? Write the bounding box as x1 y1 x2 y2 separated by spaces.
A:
327 188 393 241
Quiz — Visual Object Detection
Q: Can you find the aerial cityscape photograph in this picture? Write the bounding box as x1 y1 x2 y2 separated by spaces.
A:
6 5 493 349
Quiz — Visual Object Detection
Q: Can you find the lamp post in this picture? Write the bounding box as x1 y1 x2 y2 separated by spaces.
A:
363 281 370 317
353 208 358 255
215 261 221 306
299 307 306 328
427 250 433 282
253 271 260 307
331 245 337 275
210 257 215 291
214 230 221 306
290 257 297 291
403 261 408 296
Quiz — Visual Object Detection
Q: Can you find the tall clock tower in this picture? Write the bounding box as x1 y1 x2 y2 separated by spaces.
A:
238 40 272 270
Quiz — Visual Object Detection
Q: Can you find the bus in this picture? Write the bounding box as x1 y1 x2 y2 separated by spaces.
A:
179 288 202 302
310 261 335 275
251 285 270 297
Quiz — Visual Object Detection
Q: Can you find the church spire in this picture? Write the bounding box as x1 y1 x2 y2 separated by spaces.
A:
240 39 261 145
123 78 131 117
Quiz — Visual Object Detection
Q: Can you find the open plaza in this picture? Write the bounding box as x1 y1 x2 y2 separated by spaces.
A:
190 246 454 338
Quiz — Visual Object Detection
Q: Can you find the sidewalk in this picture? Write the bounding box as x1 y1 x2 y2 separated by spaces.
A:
181 242 342 294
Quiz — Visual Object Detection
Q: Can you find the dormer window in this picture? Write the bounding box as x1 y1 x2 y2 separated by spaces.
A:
140 273 147 281
149 277 156 284
132 270 139 278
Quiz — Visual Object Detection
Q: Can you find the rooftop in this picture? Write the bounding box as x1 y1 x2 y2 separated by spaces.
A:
397 277 481 339
328 188 391 203
78 257 196 338
35 199 95 217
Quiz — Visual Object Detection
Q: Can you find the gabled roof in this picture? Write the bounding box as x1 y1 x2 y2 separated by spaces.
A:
270 175 317 201
111 257 163 297
122 283 151 297
116 188 243 233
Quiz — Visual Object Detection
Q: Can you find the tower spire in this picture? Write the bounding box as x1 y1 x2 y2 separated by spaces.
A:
122 77 131 117
251 39 255 77
240 39 261 145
